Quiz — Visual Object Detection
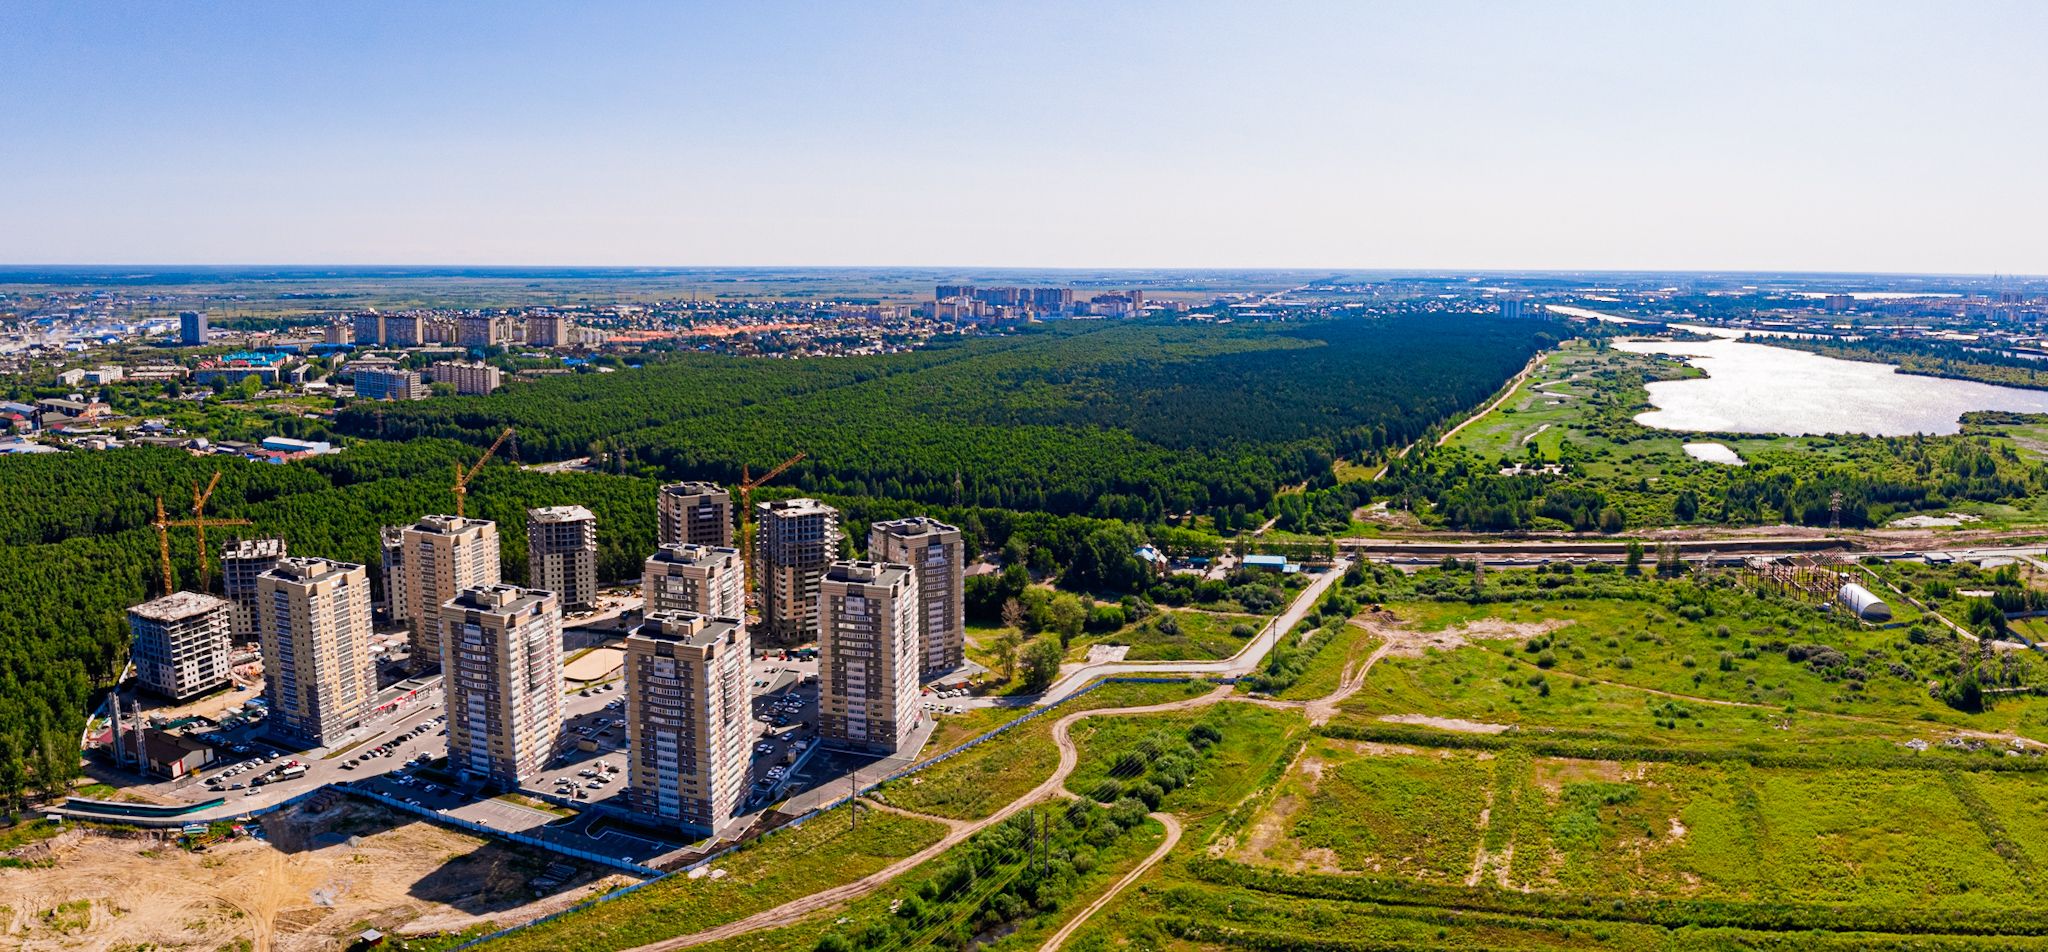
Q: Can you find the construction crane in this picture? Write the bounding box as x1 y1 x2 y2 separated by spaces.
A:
737 452 805 576
453 427 516 519
151 493 252 596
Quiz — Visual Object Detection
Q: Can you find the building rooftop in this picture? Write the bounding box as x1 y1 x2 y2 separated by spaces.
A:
825 559 911 587
871 516 959 537
129 591 231 622
632 610 742 648
660 480 726 496
265 556 364 584
648 543 740 566
447 583 556 616
413 513 493 535
222 538 286 561
528 505 595 524
759 497 836 518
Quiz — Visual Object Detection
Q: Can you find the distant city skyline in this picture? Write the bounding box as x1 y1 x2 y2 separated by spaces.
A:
2 1 2043 273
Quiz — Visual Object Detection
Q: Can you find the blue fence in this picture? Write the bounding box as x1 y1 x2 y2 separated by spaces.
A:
446 674 1211 951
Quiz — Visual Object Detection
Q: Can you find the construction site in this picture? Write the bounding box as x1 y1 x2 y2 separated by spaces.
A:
1 793 631 951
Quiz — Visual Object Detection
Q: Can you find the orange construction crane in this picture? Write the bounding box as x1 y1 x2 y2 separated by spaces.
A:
737 452 805 576
453 427 516 518
151 487 253 596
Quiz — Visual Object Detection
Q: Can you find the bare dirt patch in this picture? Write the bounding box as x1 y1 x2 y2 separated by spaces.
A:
1378 714 1513 734
1530 757 1630 794
1352 614 1570 658
0 798 630 951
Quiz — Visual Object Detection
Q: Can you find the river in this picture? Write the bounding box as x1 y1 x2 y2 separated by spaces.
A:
1610 335 2048 436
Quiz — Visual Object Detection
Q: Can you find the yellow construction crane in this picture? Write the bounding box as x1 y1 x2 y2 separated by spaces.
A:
151 484 252 596
737 452 805 575
453 427 516 518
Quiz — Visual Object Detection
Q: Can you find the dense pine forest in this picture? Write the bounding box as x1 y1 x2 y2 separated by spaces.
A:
0 314 1554 807
335 316 1556 520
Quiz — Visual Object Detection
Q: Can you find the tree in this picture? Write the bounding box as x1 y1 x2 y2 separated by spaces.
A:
1020 636 1064 691
991 628 1023 682
1049 593 1087 646
1000 597 1026 631
1624 540 1645 574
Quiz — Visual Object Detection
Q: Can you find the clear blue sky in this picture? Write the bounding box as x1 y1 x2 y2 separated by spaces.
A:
2 1 2042 272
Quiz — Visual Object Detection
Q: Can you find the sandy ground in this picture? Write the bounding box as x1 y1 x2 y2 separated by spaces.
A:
1 798 630 951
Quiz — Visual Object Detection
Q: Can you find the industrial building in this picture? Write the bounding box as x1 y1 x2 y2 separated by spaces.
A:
756 498 842 643
657 481 732 547
867 517 966 677
642 543 744 619
258 558 376 746
127 591 234 700
818 560 922 754
442 584 564 788
625 611 751 835
527 505 599 610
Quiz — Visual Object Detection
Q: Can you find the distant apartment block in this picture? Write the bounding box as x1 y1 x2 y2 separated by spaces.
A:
625 611 751 834
353 367 427 401
756 498 841 643
524 312 573 348
643 543 744 619
818 560 922 754
258 558 376 746
221 538 288 639
1498 297 1528 320
323 321 353 345
179 310 208 346
430 360 503 395
127 592 233 701
383 314 424 347
657 481 732 547
398 515 502 671
457 314 514 348
527 505 599 610
352 312 386 346
868 517 966 677
379 525 408 618
443 584 563 788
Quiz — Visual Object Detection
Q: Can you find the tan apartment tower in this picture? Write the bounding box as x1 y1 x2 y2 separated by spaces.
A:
867 517 966 677
657 481 732 547
642 543 744 619
818 560 922 754
756 498 841 643
221 538 287 639
379 525 408 618
398 515 501 672
442 584 564 788
258 558 375 746
527 505 599 610
625 611 751 835
127 592 234 701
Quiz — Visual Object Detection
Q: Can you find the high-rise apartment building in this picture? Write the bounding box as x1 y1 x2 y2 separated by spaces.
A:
524 312 573 348
867 517 966 677
383 313 424 347
430 360 503 395
625 611 750 834
642 543 743 619
258 558 376 746
353 367 427 401
657 481 732 547
352 311 386 346
323 321 353 345
527 505 599 610
457 314 512 348
756 498 841 643
442 584 563 788
379 525 408 618
221 538 288 639
127 592 234 700
817 561 922 754
179 310 208 346
398 515 501 671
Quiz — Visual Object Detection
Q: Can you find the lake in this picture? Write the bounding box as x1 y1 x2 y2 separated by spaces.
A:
1610 336 2048 436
